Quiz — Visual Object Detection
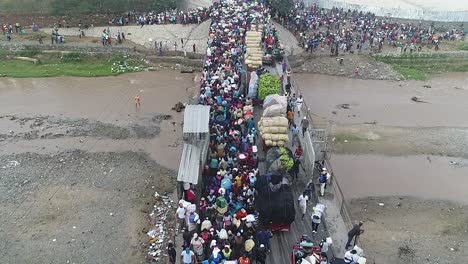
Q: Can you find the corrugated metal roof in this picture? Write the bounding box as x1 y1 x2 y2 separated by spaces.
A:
183 105 210 134
177 144 201 184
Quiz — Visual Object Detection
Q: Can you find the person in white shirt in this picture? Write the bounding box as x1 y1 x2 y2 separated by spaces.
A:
296 95 304 115
297 191 309 220
180 247 195 264
176 202 186 231
311 203 326 233
343 249 359 264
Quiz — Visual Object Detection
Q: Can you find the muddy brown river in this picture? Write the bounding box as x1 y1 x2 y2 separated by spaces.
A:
0 70 197 170
295 72 468 204
295 72 468 127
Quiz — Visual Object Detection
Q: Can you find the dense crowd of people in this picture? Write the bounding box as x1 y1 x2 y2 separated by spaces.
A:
172 1 277 264
104 8 211 27
276 2 465 55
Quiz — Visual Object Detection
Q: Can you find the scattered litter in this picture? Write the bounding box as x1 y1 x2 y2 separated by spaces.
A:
422 85 431 88
337 103 350 109
147 192 174 262
378 203 385 207
411 96 429 103
449 161 458 165
9 160 20 167
171 102 185 112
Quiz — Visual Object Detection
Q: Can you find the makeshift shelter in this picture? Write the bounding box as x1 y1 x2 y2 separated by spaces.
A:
177 105 210 198
183 104 210 159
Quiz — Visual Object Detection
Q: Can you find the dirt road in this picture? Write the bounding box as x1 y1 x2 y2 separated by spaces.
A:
0 70 197 263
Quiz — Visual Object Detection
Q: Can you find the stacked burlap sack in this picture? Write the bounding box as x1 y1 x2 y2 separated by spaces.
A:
258 116 289 147
245 30 262 68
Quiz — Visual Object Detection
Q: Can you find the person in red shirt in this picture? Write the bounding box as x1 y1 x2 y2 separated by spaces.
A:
238 254 251 264
295 145 303 159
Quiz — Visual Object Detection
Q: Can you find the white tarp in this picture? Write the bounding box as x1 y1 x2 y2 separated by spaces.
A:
247 71 258 98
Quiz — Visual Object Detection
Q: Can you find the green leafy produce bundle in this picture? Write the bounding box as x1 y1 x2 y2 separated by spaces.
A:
279 152 294 171
258 74 281 100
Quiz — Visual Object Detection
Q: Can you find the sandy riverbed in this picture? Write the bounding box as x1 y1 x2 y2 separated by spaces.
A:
0 70 197 263
295 72 468 263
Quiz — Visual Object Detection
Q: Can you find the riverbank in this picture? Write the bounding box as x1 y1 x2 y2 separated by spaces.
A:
0 70 198 263
0 47 148 78
294 71 468 263
349 196 468 264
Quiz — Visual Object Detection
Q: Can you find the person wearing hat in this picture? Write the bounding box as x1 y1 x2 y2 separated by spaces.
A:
209 246 223 264
222 244 233 260
256 244 267 264
319 167 331 196
300 115 309 136
234 232 244 258
244 235 255 259
198 197 208 219
190 233 205 260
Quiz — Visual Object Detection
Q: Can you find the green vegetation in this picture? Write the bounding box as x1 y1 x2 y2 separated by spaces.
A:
0 0 178 15
460 43 468 51
375 53 468 80
278 147 294 171
0 50 147 78
258 74 281 100
334 132 363 143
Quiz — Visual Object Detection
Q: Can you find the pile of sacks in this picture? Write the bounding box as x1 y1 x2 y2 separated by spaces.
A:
258 94 289 147
245 30 263 69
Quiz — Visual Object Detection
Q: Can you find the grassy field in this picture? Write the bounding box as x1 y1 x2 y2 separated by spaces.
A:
0 48 147 78
460 43 468 51
374 53 468 80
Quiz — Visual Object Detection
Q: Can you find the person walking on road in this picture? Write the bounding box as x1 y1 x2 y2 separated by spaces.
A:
176 201 186 231
180 247 196 264
291 124 300 146
298 191 309 220
300 116 309 136
287 108 294 128
167 241 176 264
256 244 267 264
311 203 326 233
134 95 141 108
319 169 328 196
345 221 364 249
296 95 304 115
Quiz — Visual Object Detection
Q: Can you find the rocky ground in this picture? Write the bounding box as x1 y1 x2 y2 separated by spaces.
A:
349 196 468 264
0 150 174 263
294 54 402 80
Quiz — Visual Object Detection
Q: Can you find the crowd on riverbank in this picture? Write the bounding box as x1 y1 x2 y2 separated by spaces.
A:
275 2 465 55
106 7 211 27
